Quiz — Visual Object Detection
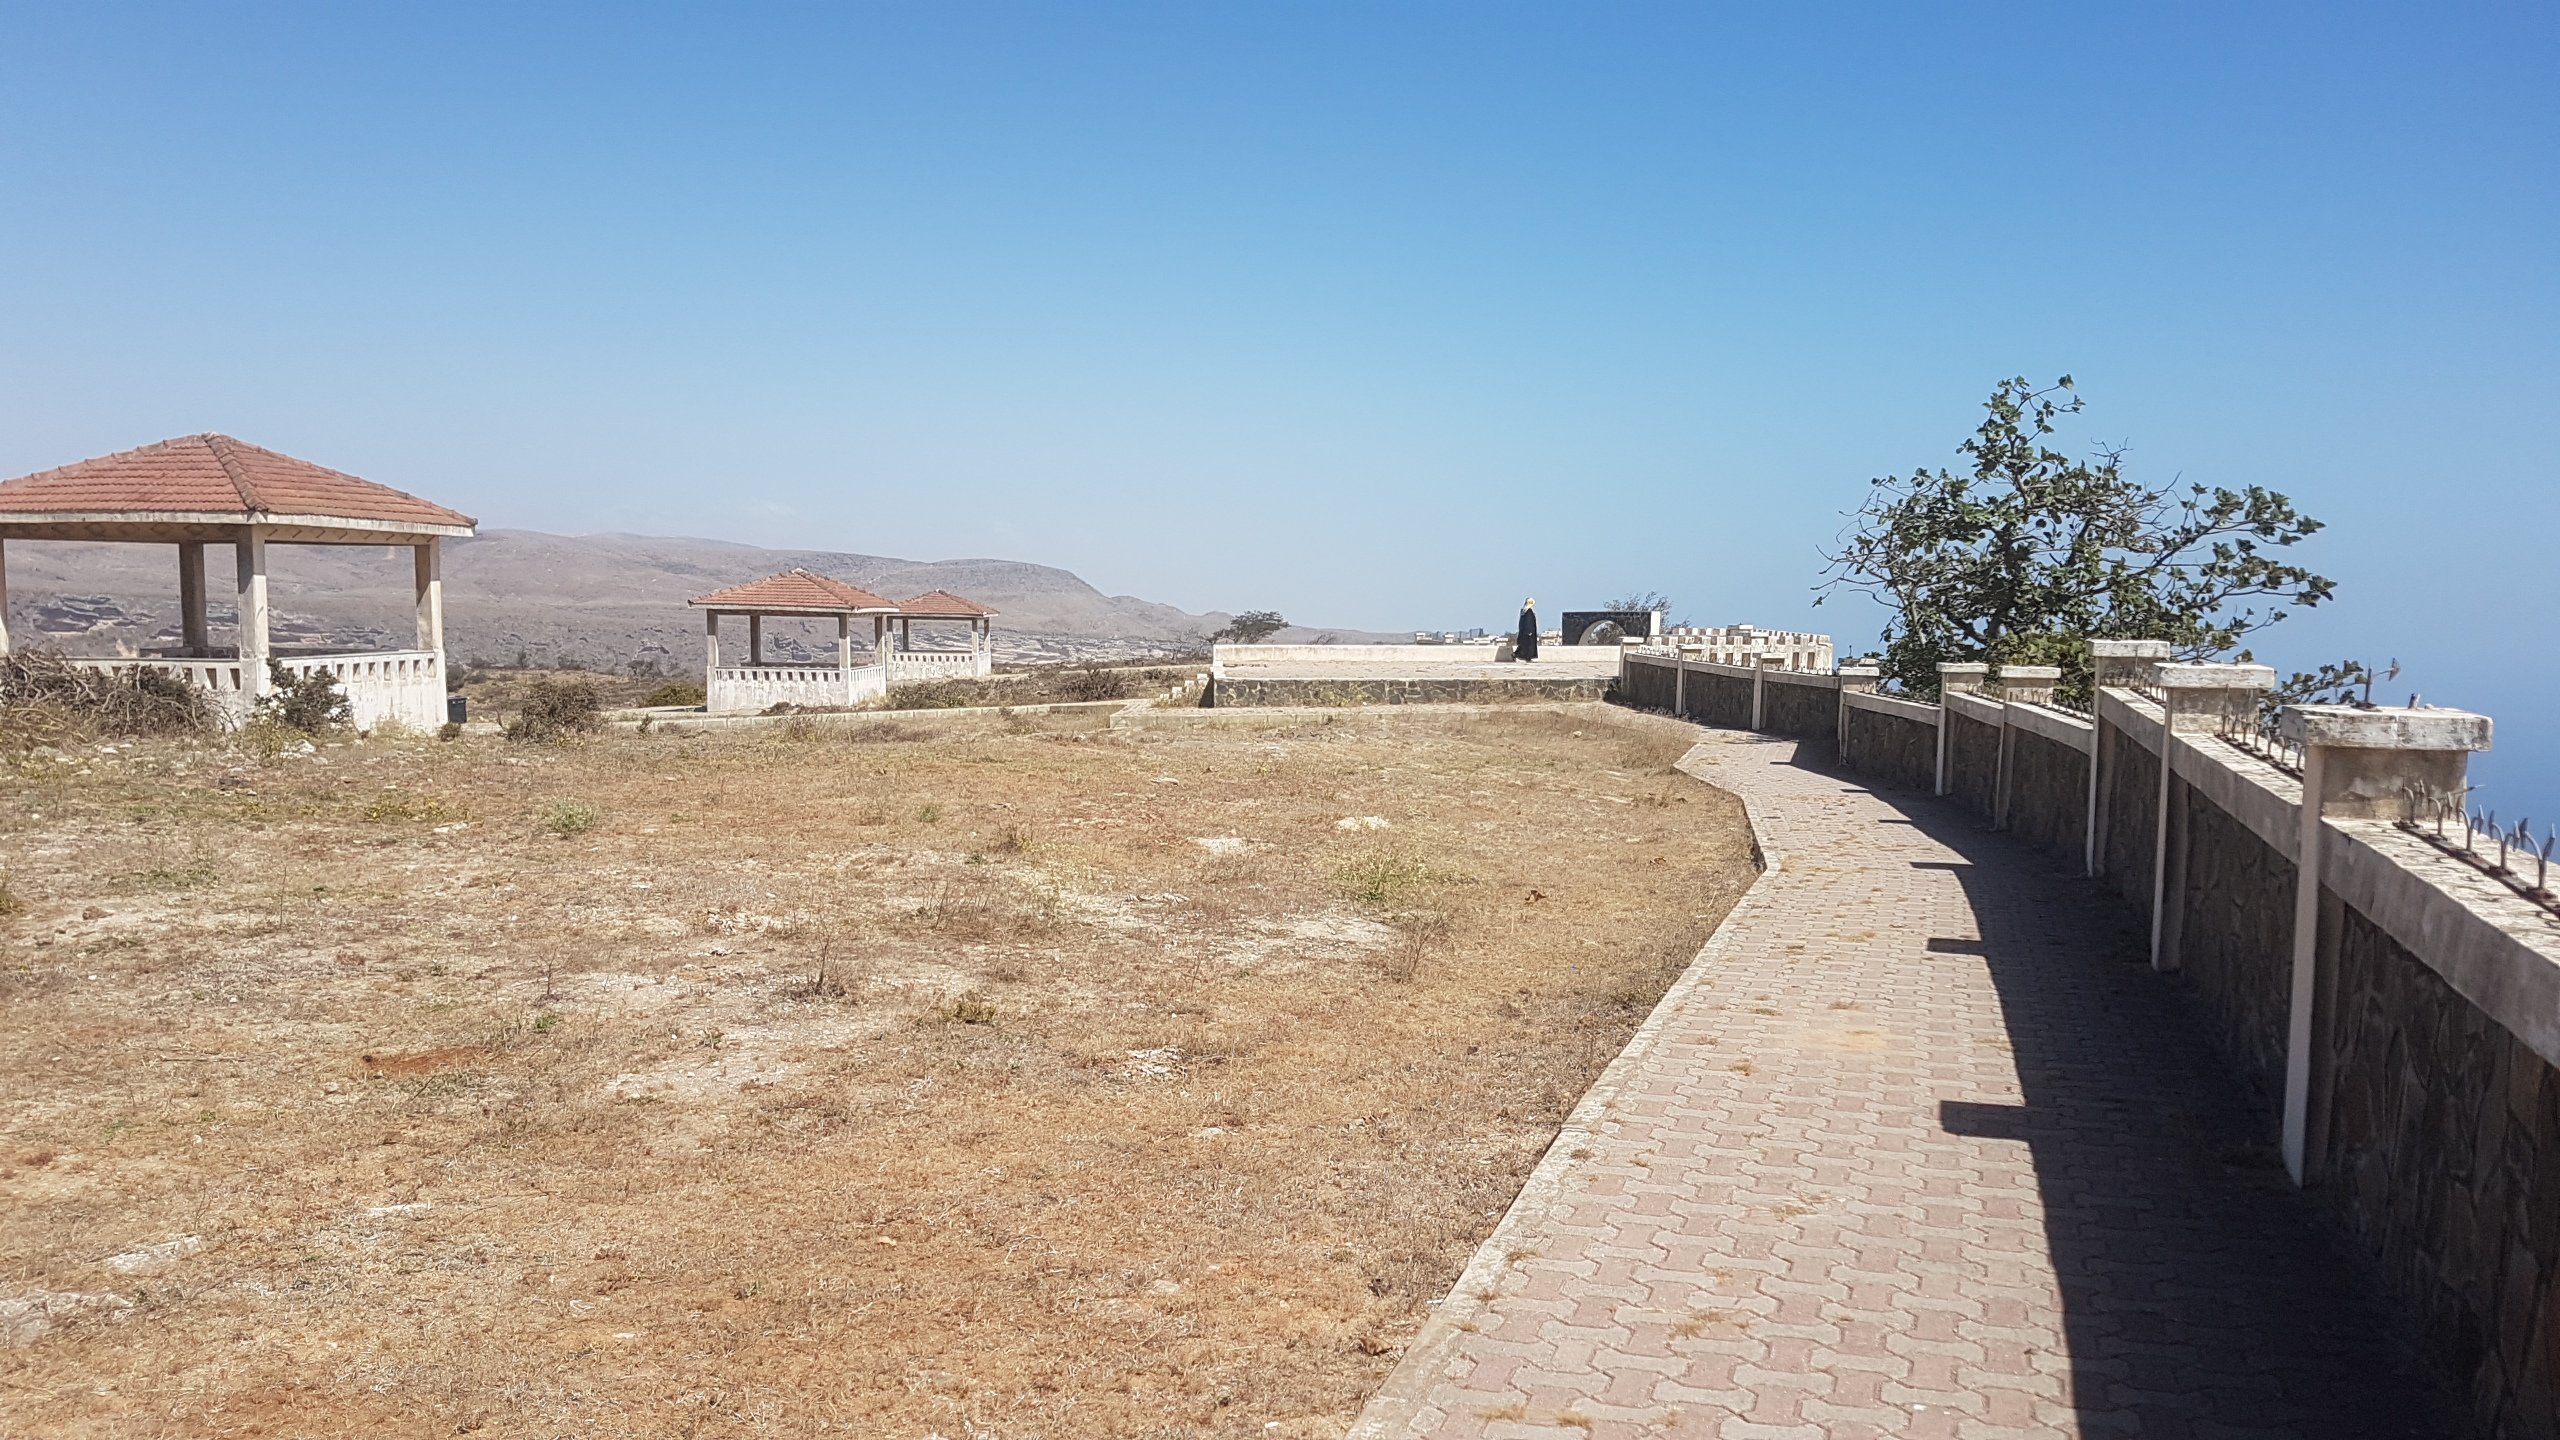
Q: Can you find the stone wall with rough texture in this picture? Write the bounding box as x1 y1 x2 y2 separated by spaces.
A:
1683 670 1754 730
2322 904 2560 1440
1212 675 1611 707
2171 781 2296 1124
1618 657 1676 712
1759 677 1837 752
2102 729 2159 913
2006 728 2087 863
1841 706 1936 793
1947 711 2000 822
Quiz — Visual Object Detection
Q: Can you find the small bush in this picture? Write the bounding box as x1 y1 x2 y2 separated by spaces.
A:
542 799 600 836
641 680 705 708
257 661 353 734
0 872 22 918
437 721 463 742
504 678 602 743
946 996 998 1025
1336 852 1436 908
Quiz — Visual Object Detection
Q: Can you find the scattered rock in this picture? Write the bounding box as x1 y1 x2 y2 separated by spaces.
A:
1192 837 1249 855
1 1290 132 1346
103 1236 202 1276
1334 816 1391 831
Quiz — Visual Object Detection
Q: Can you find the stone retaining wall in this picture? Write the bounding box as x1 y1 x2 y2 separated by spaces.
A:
2006 727 2088 862
1683 668 1753 729
2170 782 2297 1121
1760 674 1838 752
1211 674 1612 707
1840 701 1937 793
1947 709 2001 821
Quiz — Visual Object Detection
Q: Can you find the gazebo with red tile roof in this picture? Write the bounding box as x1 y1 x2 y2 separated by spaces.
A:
0 434 477 730
687 569 903 713
885 589 1000 682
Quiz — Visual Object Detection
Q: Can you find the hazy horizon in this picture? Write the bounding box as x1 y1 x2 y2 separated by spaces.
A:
4 3 2551 796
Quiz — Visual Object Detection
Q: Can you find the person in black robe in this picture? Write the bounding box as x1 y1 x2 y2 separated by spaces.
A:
1515 597 1539 661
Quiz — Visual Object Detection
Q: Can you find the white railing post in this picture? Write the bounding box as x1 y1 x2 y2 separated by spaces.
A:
2276 704 2491 1185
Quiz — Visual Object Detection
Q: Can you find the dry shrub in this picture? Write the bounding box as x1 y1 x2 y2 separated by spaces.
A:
0 651 216 746
503 678 602 743
640 680 704 708
255 661 351 734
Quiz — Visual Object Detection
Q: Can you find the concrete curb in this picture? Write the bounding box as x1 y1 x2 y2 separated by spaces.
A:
1345 717 1789 1438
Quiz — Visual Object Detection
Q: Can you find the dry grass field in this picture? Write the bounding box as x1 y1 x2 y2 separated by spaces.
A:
0 705 1752 1439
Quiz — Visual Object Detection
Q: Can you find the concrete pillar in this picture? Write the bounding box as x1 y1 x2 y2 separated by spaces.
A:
2276 704 2492 1185
873 614 889 662
412 540 443 655
2150 664 2275 971
2086 639 2171 879
0 538 12 656
703 610 721 676
235 527 270 695
837 613 854 703
178 542 210 655
1934 663 1986 795
1752 653 1784 730
1997 665 2061 706
2090 638 2171 689
749 614 763 666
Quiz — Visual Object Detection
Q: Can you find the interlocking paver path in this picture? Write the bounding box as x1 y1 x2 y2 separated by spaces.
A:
1352 726 2439 1439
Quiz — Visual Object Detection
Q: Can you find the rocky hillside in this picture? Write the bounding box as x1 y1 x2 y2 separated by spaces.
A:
2 530 1391 671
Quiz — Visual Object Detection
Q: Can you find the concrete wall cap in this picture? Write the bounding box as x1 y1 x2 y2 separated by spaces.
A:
2156 662 2276 689
1936 662 1990 673
2279 705 2493 752
1996 665 2063 680
1836 666 1881 678
2088 639 2173 658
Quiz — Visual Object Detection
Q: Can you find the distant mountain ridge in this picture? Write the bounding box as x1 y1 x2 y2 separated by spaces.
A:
2 528 1398 670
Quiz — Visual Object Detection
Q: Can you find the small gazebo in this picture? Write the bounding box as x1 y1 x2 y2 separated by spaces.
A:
689 569 902 714
0 433 475 730
889 590 999 681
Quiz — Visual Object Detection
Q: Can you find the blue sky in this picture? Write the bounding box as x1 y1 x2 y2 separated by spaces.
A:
2 4 2553 797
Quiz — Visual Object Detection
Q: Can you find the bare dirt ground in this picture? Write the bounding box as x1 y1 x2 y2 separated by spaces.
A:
0 705 1752 1439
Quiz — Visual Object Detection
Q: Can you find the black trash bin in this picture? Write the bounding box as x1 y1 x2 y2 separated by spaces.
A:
447 694 469 724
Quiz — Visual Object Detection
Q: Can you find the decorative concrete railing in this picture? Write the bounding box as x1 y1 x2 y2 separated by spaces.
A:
279 650 445 733
707 663 887 715
1620 643 2560 1437
886 649 990 682
70 650 444 733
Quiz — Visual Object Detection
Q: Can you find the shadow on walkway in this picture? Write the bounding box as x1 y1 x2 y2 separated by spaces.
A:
1804 752 2455 1438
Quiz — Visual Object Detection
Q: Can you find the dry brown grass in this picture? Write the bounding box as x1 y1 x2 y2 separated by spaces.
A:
0 705 1751 1438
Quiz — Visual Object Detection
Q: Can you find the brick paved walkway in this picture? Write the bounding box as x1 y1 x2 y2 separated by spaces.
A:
1351 727 2440 1440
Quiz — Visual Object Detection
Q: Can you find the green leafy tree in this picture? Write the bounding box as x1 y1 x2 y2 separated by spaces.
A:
1210 610 1289 645
1816 377 2334 697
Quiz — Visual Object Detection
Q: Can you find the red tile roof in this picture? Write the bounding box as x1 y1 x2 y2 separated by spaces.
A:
0 434 475 529
690 569 899 612
899 589 998 618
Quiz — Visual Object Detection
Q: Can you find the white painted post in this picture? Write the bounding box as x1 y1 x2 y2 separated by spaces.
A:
412 540 443 655
2275 704 2492 1185
2148 664 2274 971
178 542 209 655
703 610 721 677
837 613 854 703
748 614 763 667
2086 641 2173 878
235 527 270 698
1935 664 1986 795
0 538 11 656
